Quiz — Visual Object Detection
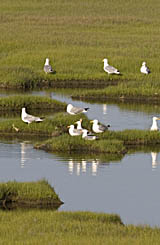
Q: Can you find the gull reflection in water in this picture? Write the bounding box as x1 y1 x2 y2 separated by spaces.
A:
20 142 30 168
103 104 107 115
151 152 158 170
68 159 99 176
91 159 99 176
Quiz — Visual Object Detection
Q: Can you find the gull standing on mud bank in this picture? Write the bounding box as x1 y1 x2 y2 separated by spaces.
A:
67 104 89 115
150 117 160 131
21 108 44 124
67 124 82 136
103 58 120 75
90 119 110 133
140 62 150 74
44 58 54 74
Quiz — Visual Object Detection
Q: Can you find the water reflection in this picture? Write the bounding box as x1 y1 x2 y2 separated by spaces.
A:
68 158 100 176
1 141 160 226
151 152 159 170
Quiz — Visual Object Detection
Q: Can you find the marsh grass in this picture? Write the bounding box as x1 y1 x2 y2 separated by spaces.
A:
35 129 160 155
0 0 160 94
0 112 89 137
0 95 66 111
0 210 160 244
0 179 62 208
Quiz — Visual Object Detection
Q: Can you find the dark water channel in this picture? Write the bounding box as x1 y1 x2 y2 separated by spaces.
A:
1 89 160 227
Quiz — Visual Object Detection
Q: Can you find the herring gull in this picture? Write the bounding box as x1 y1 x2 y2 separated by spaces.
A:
150 117 160 131
67 104 89 115
67 124 82 136
44 58 54 74
21 108 44 124
90 119 110 133
82 129 97 140
140 61 150 74
103 58 120 75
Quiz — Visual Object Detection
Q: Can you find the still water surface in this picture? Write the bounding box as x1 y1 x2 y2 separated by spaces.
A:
0 141 160 227
1 90 160 227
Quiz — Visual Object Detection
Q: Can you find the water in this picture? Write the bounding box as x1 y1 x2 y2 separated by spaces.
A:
0 140 160 227
1 89 160 226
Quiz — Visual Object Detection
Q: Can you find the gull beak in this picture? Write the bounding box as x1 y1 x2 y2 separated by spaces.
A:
90 120 93 123
80 118 82 122
67 125 70 128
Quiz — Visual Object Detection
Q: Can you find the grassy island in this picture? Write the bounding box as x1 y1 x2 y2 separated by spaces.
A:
0 180 63 209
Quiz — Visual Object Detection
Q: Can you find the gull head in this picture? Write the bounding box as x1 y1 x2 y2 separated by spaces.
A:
67 104 73 110
22 108 26 114
90 119 98 125
142 61 146 66
45 58 50 65
67 125 74 129
103 58 108 64
75 118 83 124
153 116 160 121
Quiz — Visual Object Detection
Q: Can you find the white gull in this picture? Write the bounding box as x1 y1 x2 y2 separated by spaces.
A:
67 104 89 115
90 119 110 133
103 58 120 75
150 117 160 131
140 61 150 74
21 108 44 124
44 58 54 74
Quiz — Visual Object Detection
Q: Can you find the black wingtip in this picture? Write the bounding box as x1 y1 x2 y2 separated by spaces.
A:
84 108 90 111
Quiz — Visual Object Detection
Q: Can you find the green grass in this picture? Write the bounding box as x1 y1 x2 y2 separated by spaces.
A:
0 210 160 244
0 95 66 111
0 112 89 136
0 0 160 96
0 180 62 208
35 129 160 155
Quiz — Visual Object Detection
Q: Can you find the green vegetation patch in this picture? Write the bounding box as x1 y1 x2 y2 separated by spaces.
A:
0 210 160 244
0 113 89 137
0 179 62 208
0 95 66 111
35 129 160 155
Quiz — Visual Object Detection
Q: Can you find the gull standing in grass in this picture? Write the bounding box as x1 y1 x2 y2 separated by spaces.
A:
67 125 82 136
82 129 97 140
44 58 54 74
21 108 44 124
140 62 150 74
90 119 110 133
67 104 89 115
150 117 160 131
103 58 120 75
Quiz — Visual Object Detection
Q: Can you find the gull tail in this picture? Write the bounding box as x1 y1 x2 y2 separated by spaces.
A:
84 108 90 112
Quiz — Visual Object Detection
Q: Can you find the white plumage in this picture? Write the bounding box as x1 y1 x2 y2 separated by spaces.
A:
67 124 82 136
150 117 160 131
82 129 97 140
90 119 110 133
140 62 150 74
44 58 54 74
67 104 89 115
21 108 44 124
103 58 120 75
